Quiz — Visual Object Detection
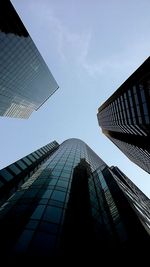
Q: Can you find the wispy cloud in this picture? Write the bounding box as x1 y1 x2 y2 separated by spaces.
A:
22 0 150 78
47 13 92 66
27 1 93 71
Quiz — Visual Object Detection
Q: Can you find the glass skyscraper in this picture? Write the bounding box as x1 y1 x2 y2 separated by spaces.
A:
0 0 59 119
0 138 149 263
97 57 150 173
0 140 59 207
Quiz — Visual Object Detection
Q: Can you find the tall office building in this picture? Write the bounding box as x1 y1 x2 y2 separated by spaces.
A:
0 0 59 118
0 138 149 263
97 57 150 173
0 140 59 206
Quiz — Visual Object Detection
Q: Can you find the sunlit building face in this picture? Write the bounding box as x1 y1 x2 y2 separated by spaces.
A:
0 0 58 119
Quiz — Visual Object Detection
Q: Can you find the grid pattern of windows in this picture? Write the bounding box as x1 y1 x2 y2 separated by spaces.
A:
109 137 150 173
98 84 149 136
139 84 149 124
90 168 127 241
110 167 150 232
0 138 106 257
98 58 150 173
0 1 58 118
0 141 59 205
0 138 149 260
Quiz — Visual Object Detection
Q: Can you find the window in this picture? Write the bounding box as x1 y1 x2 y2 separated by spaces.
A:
41 147 47 154
61 171 71 178
51 190 66 202
32 152 40 159
36 150 43 157
9 164 21 175
31 205 45 220
16 160 27 170
42 189 52 199
0 169 13 181
39 199 49 205
43 206 62 223
57 180 68 188
38 149 44 155
0 180 4 188
145 116 150 124
51 170 61 177
26 220 39 229
22 157 32 166
27 155 36 162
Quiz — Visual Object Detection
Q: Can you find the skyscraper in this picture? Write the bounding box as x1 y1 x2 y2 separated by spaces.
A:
0 0 59 119
0 138 149 263
0 140 59 206
97 57 150 173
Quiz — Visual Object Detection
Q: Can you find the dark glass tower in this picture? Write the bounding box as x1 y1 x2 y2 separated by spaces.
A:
0 0 59 118
97 57 150 173
0 138 149 263
0 140 59 206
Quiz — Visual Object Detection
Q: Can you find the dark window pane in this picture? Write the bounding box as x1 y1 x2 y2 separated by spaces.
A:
0 169 13 181
43 206 62 223
42 189 52 199
36 150 43 157
31 205 45 220
57 180 68 188
22 157 32 166
16 160 27 170
51 190 66 202
26 220 39 229
0 179 4 188
32 152 40 159
27 155 36 162
9 164 21 175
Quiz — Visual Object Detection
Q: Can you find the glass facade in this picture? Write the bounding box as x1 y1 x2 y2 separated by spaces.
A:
0 1 59 119
0 138 149 263
97 57 150 173
111 167 150 226
0 140 59 206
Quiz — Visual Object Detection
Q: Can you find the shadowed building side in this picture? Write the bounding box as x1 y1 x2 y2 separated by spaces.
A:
60 159 94 258
97 57 150 173
0 138 149 264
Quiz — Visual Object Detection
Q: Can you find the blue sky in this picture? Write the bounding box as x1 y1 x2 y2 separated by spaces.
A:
1 0 150 197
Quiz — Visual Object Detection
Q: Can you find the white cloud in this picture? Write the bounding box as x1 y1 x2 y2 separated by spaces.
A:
26 1 93 70
13 0 150 78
